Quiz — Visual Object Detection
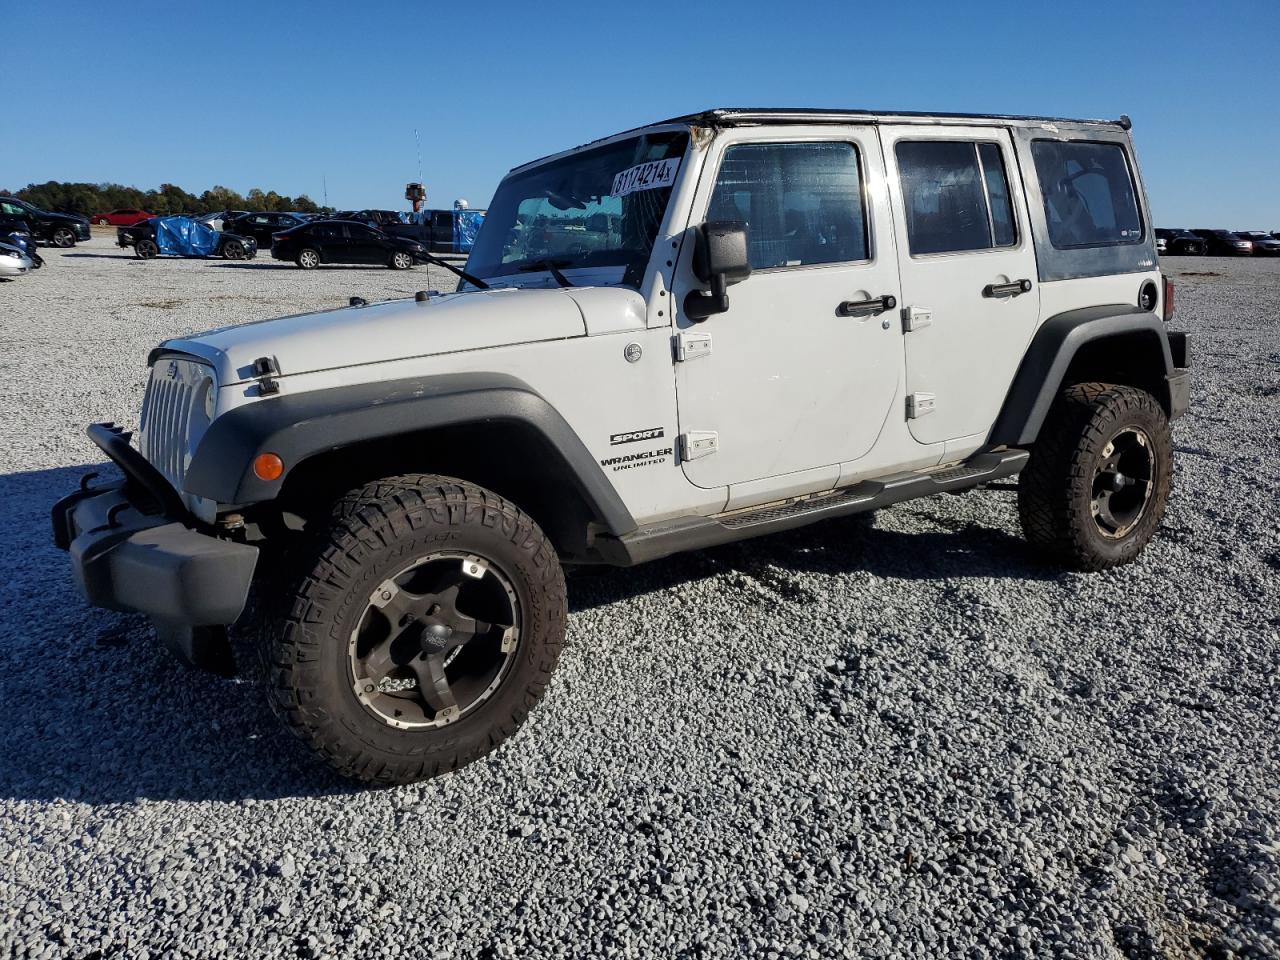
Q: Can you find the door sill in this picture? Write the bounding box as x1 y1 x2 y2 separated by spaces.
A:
603 449 1028 565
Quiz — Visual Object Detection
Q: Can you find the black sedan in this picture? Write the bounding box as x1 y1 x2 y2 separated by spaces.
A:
0 196 91 247
223 211 309 248
1191 229 1254 256
1234 231 1280 256
117 217 257 260
1154 228 1206 256
271 220 427 270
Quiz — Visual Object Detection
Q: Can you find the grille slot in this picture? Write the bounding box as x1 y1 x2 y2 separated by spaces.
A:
139 358 212 495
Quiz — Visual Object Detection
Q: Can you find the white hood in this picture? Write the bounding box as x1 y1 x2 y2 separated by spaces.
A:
159 287 589 385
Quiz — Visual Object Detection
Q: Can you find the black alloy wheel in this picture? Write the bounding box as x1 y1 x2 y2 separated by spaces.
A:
348 552 521 730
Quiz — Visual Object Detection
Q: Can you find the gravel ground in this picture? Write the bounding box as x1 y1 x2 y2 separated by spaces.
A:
1 237 1278 959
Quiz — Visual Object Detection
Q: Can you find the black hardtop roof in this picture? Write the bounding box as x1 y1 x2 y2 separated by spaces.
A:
511 107 1132 173
659 107 1132 130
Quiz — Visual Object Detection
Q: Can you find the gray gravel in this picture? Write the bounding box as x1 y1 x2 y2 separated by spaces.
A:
1 238 1278 958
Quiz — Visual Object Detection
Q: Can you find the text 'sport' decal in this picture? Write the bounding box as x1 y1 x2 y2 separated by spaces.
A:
609 427 664 446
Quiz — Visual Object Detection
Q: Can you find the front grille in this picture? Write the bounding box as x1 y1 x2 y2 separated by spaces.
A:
139 356 214 494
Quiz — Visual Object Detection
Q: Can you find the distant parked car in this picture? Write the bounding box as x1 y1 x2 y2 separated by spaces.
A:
223 212 309 248
1234 231 1280 256
193 210 248 232
1154 229 1206 256
1192 229 1253 256
0 240 35 277
330 209 405 228
93 209 155 227
117 216 257 260
271 219 427 269
0 224 43 267
0 196 91 247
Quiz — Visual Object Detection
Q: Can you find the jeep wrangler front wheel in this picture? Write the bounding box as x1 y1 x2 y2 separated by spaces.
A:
1018 382 1172 571
259 474 567 784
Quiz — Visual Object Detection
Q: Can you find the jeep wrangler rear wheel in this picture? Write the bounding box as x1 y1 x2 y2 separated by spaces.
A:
1018 382 1172 571
259 474 567 784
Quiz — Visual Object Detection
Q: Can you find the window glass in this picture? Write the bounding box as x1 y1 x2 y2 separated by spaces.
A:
978 143 1016 247
707 142 867 269
1031 140 1143 249
468 131 688 286
896 140 997 255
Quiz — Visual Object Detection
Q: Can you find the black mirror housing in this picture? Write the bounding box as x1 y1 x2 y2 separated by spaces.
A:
686 221 751 322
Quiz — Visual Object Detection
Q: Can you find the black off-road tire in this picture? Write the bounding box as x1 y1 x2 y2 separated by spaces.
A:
1018 382 1172 571
258 474 567 785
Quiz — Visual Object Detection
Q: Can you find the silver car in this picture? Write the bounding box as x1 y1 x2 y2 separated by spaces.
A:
0 240 34 277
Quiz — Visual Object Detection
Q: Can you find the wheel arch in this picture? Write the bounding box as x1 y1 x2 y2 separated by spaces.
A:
184 373 637 558
989 305 1182 447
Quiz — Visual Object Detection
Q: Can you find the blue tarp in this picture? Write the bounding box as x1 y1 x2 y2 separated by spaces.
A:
453 210 484 253
153 216 221 257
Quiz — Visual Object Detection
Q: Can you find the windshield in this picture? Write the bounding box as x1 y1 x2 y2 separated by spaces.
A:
466 130 689 287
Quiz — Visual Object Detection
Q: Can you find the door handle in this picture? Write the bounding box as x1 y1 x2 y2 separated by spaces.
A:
839 294 897 317
983 279 1033 298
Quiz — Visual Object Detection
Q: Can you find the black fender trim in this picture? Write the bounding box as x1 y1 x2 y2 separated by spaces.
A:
988 305 1186 446
184 372 637 536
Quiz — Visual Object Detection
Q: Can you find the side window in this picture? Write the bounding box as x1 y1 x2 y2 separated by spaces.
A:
707 142 868 269
978 143 1016 247
1 201 26 216
1030 140 1143 249
895 140 1018 256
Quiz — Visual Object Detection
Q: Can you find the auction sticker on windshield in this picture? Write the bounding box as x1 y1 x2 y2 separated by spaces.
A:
611 158 680 198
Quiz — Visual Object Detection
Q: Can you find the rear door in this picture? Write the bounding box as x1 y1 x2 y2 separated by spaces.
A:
880 126 1040 446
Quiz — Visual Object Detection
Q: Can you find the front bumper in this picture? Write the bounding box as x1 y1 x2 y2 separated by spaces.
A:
52 424 258 674
75 222 91 241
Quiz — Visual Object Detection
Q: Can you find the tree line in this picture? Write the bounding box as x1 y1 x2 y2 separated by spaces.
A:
2 181 334 216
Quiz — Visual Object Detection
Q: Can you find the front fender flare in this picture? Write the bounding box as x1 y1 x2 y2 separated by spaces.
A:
184 372 637 536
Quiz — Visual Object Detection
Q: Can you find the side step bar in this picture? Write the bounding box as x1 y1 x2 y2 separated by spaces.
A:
607 449 1029 566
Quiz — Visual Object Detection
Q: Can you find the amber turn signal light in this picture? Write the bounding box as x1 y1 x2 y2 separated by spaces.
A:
253 452 284 481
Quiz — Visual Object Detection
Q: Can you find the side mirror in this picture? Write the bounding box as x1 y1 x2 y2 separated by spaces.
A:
684 221 751 322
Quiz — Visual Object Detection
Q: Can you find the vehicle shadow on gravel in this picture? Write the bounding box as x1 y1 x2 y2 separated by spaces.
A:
0 463 362 805
569 497 1061 612
0 465 1054 804
211 263 397 271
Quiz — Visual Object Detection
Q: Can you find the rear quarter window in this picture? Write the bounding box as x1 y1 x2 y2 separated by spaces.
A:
1031 140 1143 249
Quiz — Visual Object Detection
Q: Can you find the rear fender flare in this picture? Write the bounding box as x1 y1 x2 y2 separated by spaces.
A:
988 305 1178 446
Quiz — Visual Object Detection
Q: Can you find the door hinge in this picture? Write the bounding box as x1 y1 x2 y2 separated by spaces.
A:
902 306 932 332
673 331 712 362
679 431 719 460
906 393 937 419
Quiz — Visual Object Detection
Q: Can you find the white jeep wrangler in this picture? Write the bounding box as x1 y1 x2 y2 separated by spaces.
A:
54 108 1190 784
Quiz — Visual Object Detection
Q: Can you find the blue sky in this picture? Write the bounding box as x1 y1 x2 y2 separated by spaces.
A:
4 0 1278 228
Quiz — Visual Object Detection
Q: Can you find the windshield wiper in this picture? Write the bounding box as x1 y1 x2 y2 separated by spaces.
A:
517 259 574 288
419 251 490 290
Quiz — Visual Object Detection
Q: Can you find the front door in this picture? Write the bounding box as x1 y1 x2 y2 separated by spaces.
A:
673 128 904 491
879 126 1041 446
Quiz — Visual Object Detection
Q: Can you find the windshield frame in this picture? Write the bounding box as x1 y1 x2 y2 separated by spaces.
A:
465 125 693 290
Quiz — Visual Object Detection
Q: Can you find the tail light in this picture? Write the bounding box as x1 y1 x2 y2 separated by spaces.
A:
1162 276 1175 322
